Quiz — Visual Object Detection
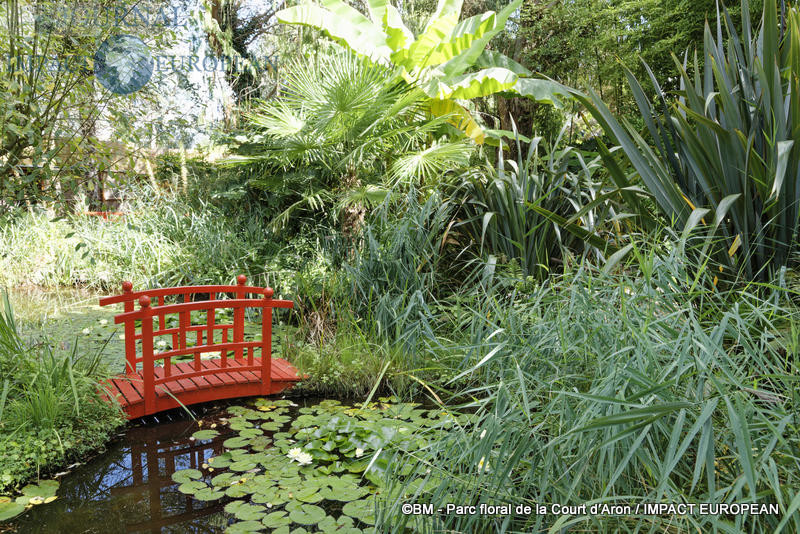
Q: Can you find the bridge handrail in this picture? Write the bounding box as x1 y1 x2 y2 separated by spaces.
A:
113 297 293 323
99 275 269 306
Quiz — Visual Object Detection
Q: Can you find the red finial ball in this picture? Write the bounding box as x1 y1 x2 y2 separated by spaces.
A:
237 274 247 285
122 280 133 292
139 296 151 308
264 287 274 298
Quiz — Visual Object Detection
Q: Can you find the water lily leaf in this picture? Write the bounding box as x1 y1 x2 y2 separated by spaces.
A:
239 428 263 438
261 421 282 431
318 514 356 533
20 480 59 499
262 510 292 528
172 469 203 484
178 480 208 494
288 503 326 525
249 436 273 452
224 436 251 448
229 418 255 431
225 501 266 521
192 429 220 440
263 413 291 424
208 452 233 467
252 486 289 507
0 501 26 521
342 499 376 524
327 486 369 502
225 520 264 533
229 460 258 472
211 472 238 487
194 487 225 501
294 485 323 503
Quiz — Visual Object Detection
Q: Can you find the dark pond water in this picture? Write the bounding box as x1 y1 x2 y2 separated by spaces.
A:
9 403 255 534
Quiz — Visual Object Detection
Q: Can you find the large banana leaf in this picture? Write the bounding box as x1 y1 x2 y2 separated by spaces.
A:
393 11 497 69
428 99 485 143
277 3 391 62
510 78 570 106
439 0 523 77
424 67 518 99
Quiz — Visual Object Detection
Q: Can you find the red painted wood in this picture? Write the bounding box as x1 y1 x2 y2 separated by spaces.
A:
140 296 155 415
98 282 274 306
100 277 299 419
262 291 273 395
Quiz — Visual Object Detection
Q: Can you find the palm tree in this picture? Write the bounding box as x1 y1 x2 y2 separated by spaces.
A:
227 49 474 235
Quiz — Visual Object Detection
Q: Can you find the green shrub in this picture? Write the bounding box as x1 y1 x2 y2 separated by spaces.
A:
457 125 618 281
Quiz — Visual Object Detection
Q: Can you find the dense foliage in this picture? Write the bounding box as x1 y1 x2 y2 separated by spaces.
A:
0 293 124 497
1 0 799 531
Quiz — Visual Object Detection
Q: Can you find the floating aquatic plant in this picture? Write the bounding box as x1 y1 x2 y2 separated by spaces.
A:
171 397 466 533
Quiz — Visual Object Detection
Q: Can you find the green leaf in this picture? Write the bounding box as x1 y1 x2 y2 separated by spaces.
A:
262 510 292 528
192 429 220 440
0 501 26 521
277 4 391 62
172 469 203 484
288 504 327 525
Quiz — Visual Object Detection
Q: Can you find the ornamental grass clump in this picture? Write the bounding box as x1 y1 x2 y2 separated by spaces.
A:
573 0 800 282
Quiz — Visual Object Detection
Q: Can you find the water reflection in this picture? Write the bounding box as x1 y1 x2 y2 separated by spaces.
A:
11 411 233 533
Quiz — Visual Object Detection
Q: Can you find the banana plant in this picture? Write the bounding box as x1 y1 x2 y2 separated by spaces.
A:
276 0 568 144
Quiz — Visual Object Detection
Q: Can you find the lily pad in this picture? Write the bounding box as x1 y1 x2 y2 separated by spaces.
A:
194 487 225 501
229 460 258 472
225 501 266 521
249 436 273 452
20 480 59 499
260 421 282 431
223 436 252 448
317 514 356 533
238 428 263 438
288 504 326 525
208 452 233 467
225 520 264 533
177 480 207 495
192 429 220 440
262 510 292 528
0 501 26 521
342 499 376 525
172 468 203 484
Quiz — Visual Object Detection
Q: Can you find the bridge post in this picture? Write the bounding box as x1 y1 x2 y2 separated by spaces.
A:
122 281 137 376
139 296 156 415
261 288 273 395
234 275 246 360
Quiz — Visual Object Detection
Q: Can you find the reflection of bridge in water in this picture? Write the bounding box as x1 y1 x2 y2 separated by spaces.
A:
110 418 229 533
10 412 233 533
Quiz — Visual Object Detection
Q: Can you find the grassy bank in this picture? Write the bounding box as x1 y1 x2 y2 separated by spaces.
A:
0 293 125 496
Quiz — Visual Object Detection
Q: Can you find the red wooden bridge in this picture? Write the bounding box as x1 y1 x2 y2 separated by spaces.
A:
99 276 303 419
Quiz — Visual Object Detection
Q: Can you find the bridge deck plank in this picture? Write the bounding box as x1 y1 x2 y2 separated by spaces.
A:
107 357 302 419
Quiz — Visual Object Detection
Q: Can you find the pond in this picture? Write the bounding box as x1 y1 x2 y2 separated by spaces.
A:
2 287 460 533
8 404 234 533
5 396 459 533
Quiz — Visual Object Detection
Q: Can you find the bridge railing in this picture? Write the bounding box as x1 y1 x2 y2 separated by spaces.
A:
100 275 293 414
